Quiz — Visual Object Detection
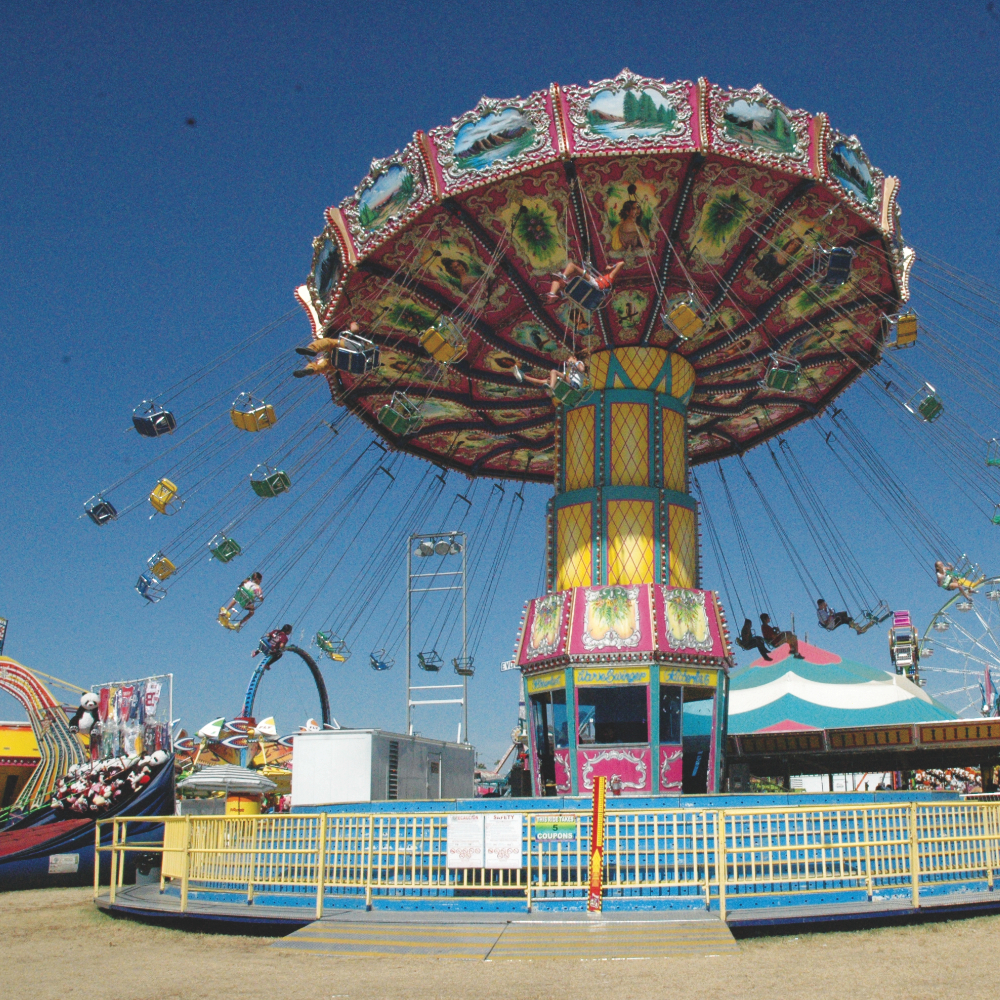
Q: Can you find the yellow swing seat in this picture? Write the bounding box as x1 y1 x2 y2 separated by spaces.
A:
149 478 181 515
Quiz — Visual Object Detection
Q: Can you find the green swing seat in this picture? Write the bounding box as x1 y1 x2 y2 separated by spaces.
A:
552 379 588 408
210 536 242 562
764 357 801 392
378 393 423 436
251 469 291 498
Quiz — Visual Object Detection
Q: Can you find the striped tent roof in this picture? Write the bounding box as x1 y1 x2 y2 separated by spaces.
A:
727 641 957 734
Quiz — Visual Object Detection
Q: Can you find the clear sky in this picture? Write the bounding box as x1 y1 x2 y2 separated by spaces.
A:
1 1 998 766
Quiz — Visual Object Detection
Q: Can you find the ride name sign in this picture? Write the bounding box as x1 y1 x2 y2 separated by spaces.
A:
446 814 523 869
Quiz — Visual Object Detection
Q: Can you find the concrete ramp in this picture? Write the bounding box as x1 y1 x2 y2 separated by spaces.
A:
272 911 737 961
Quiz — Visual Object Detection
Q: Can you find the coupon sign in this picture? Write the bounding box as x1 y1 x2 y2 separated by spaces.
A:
534 814 577 842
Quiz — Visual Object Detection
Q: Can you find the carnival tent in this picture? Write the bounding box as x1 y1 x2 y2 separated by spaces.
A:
725 642 957 734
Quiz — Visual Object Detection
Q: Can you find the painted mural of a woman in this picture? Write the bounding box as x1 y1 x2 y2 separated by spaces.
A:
440 257 480 294
610 199 649 252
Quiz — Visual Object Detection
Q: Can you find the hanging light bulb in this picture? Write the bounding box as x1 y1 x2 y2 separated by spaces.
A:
449 541 463 555
416 540 434 557
434 539 451 555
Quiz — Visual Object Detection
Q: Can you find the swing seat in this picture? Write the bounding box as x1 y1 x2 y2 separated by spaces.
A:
218 611 241 631
147 552 176 581
335 336 380 375
209 536 242 562
257 636 276 657
904 383 943 423
135 573 166 603
957 600 974 612
564 275 606 311
764 356 801 392
85 497 118 526
369 648 394 671
666 300 703 340
552 379 588 408
917 395 943 422
234 585 259 609
230 394 277 432
992 506 1000 525
316 631 350 662
251 468 291 498
132 401 177 438
149 478 181 515
815 247 855 286
453 656 475 677
378 393 423 436
986 440 1000 468
420 318 467 365
418 650 442 672
890 312 918 349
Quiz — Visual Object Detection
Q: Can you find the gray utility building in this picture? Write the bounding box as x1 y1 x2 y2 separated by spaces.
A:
291 729 475 806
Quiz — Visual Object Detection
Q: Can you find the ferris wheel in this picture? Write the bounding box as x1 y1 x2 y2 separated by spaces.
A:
920 578 1000 718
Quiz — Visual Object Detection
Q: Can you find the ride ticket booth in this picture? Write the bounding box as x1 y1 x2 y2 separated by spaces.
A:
517 584 731 796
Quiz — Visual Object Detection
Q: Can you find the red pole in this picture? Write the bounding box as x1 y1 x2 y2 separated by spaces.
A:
587 775 606 913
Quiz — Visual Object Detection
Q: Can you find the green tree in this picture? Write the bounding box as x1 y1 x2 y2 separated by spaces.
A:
637 91 657 124
622 90 639 122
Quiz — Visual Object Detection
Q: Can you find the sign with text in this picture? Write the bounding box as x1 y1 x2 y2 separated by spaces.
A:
446 814 484 868
484 813 523 868
534 814 578 842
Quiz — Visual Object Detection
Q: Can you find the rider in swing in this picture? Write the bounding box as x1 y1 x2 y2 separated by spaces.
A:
935 560 980 602
252 624 293 667
816 598 874 634
293 322 365 378
545 260 625 305
513 353 586 394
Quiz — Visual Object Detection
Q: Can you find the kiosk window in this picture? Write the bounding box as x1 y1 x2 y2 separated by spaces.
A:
577 686 648 745
530 688 568 752
660 686 682 743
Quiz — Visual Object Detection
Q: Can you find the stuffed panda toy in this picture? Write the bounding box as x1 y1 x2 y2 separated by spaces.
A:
68 692 100 734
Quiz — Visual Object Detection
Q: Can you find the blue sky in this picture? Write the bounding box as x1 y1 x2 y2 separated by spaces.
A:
1 1 999 764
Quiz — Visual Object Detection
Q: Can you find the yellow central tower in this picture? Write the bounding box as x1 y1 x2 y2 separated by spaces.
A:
548 347 697 592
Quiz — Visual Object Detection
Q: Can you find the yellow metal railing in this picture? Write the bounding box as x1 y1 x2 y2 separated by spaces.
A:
95 800 1000 920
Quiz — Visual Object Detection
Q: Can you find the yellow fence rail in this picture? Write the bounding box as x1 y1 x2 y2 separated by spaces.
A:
95 800 1000 919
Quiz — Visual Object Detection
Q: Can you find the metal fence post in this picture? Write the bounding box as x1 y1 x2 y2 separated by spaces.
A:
718 809 727 923
316 813 328 919
987 803 996 892
909 801 920 908
525 813 532 913
108 820 119 905
180 816 192 913
365 815 375 910
702 811 711 911
93 820 101 899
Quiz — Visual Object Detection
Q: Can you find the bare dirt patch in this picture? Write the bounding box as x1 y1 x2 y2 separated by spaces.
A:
1 888 996 1000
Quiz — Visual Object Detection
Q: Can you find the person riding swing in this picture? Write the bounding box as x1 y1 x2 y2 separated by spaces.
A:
816 598 873 634
736 618 773 662
546 260 625 307
935 560 981 602
760 613 805 659
293 322 365 378
513 353 586 392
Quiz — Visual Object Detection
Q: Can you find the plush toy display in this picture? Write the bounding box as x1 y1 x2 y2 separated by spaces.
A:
51 751 171 816
68 692 100 734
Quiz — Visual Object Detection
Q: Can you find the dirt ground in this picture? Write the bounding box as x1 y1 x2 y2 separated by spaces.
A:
3 888 999 1000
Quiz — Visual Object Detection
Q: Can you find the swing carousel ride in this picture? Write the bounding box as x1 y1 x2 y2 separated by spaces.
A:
82 71 1000 777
